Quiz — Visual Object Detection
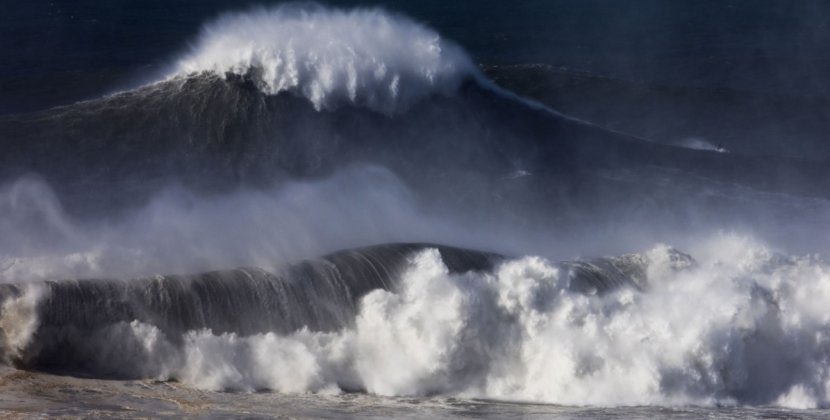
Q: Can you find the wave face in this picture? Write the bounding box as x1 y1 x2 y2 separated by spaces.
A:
173 5 475 114
2 238 829 409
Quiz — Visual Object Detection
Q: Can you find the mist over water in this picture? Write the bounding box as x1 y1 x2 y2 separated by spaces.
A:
0 166 433 281
1 2 830 415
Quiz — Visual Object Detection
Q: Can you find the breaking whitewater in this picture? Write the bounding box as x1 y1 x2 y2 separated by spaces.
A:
2 4 830 418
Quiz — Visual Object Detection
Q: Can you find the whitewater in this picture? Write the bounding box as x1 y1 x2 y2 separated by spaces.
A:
2 235 830 409
171 4 476 114
1 3 830 418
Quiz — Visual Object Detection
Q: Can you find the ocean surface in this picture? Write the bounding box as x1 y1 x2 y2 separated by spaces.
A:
1 1 830 418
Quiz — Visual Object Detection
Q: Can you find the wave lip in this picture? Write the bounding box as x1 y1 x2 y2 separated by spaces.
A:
173 4 476 114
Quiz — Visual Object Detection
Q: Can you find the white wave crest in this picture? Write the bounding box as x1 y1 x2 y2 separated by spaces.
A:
173 4 476 114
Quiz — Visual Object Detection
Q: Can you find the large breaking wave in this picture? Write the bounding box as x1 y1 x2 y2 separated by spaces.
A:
2 238 830 409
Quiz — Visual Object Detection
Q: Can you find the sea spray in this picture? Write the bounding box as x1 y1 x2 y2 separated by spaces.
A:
0 284 46 365
174 4 476 114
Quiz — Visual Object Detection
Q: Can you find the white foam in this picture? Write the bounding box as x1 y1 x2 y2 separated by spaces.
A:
675 137 729 153
58 235 827 408
173 4 476 114
0 284 46 363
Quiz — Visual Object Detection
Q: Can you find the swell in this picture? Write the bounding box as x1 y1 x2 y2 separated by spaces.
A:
1 3 828 223
483 63 830 160
2 72 829 218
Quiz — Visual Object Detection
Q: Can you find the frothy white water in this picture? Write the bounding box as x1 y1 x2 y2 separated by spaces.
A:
173 4 476 114
26 235 828 409
675 137 729 153
0 284 44 364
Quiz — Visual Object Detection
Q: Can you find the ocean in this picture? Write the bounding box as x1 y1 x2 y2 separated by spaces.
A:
1 1 830 417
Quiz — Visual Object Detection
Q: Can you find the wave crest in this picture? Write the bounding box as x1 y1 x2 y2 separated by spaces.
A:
173 4 476 114
5 237 830 408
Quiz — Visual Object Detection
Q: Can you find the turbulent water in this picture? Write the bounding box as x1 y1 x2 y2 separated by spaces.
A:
2 2 830 417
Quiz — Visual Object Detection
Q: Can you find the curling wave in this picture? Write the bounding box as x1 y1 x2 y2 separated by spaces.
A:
173 4 476 114
3 238 830 408
0 242 646 375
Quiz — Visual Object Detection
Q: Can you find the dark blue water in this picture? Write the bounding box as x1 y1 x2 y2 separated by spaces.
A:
3 0 829 114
